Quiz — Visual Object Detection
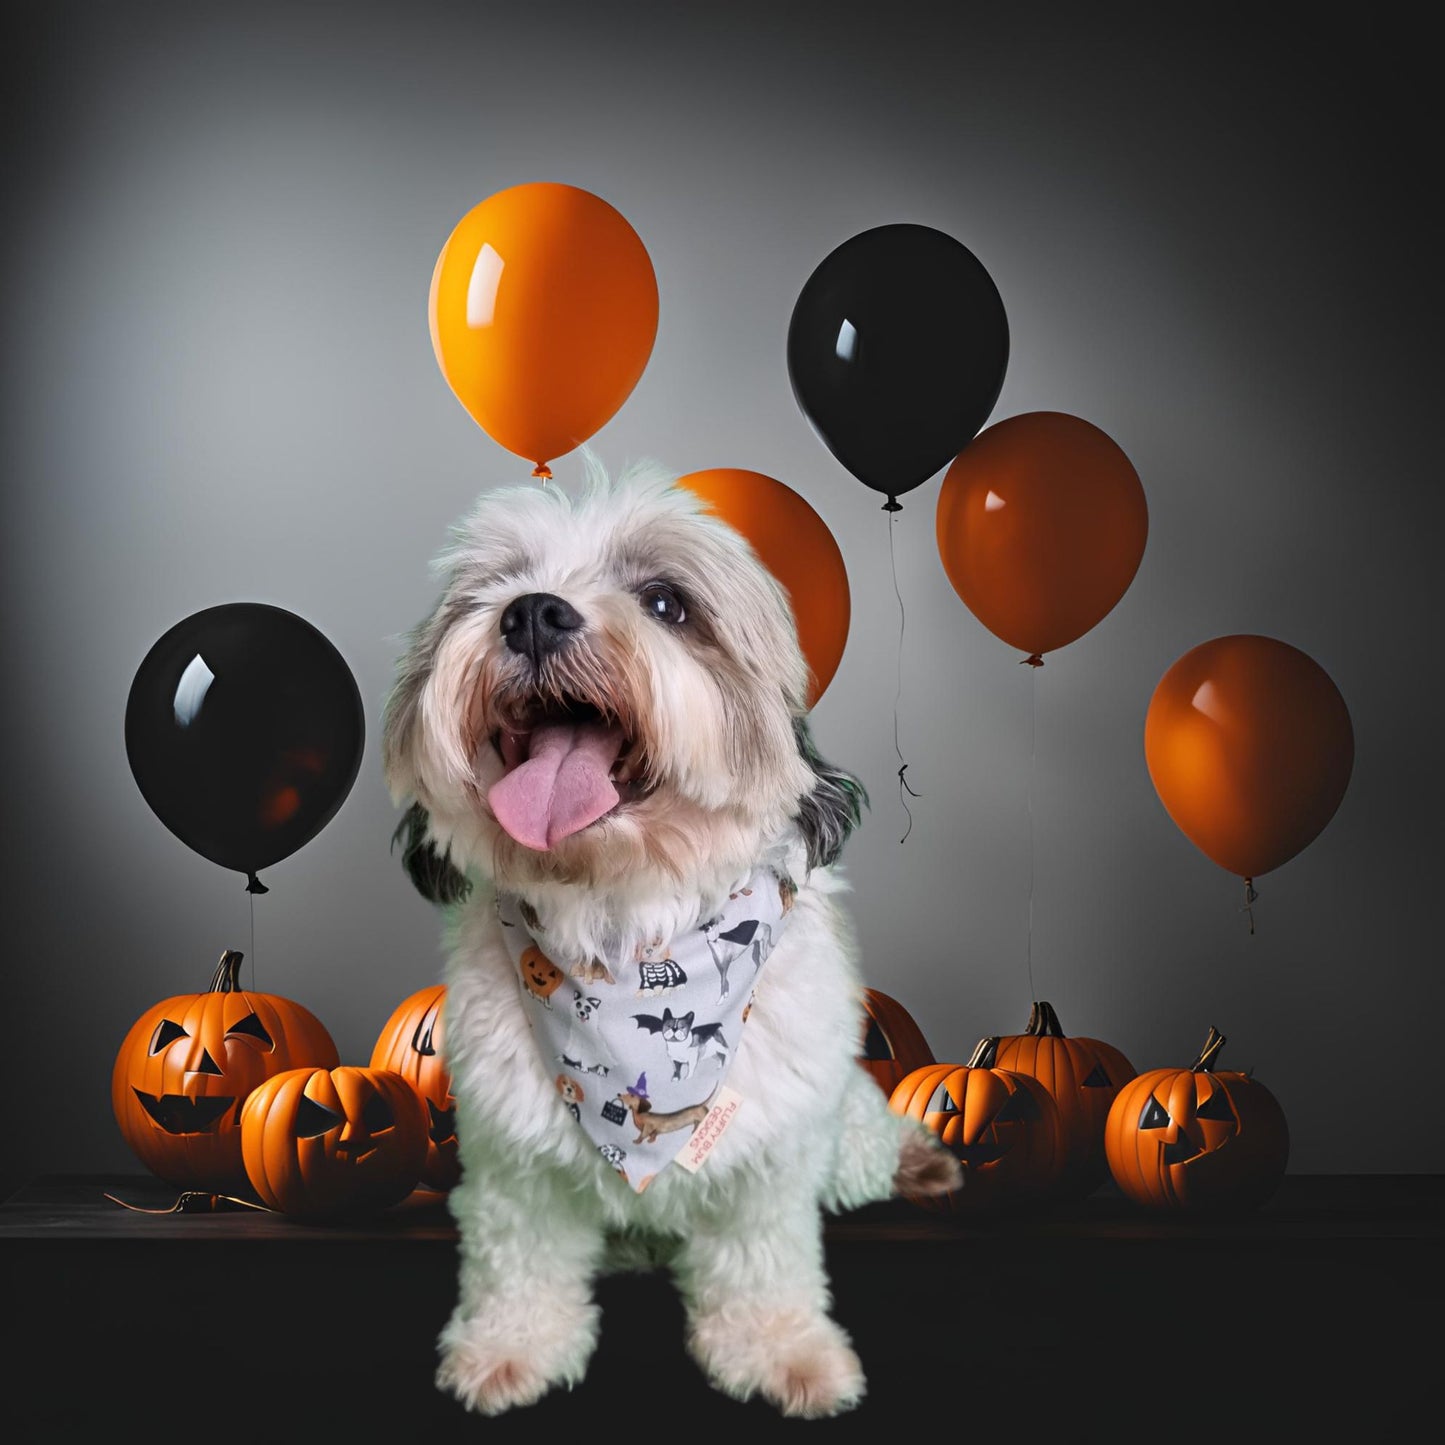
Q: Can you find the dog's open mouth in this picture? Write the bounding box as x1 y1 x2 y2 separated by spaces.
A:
487 698 651 852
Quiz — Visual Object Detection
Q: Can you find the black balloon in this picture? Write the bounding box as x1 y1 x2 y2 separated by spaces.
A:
787 223 1009 509
125 603 366 891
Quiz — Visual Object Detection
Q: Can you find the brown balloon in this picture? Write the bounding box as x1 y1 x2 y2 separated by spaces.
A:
936 411 1148 659
1144 634 1354 881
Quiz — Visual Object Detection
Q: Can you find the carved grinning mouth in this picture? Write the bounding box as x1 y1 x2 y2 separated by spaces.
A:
134 1089 236 1134
947 1141 1006 1167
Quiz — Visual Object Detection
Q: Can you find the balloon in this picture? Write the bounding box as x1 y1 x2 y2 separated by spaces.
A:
428 182 659 477
126 603 366 891
677 468 851 707
1144 634 1354 882
786 222 1009 510
935 411 1148 659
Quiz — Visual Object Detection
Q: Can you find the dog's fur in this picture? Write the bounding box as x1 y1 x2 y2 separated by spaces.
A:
381 454 961 1418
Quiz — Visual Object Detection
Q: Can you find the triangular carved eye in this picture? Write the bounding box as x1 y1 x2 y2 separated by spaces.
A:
149 1020 187 1055
226 1012 274 1049
1081 1063 1111 1087
862 1018 892 1062
294 1095 342 1138
411 1005 441 1057
361 1095 395 1134
994 1087 1041 1122
925 1083 958 1114
1195 1089 1235 1122
428 1099 457 1144
1139 1097 1171 1130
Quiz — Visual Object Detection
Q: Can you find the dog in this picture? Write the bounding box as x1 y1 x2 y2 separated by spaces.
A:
614 1081 713 1146
380 454 962 1418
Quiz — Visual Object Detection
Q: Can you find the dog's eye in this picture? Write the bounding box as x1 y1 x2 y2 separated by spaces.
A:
640 583 686 625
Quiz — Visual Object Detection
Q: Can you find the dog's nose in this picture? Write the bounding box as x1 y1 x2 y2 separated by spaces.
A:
500 592 584 665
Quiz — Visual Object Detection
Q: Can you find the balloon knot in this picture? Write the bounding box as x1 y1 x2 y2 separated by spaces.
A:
245 872 270 895
881 497 902 513
1020 654 1045 668
531 463 553 480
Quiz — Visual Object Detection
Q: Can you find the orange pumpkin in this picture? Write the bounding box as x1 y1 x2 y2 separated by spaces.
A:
1105 1027 1289 1213
112 950 339 1193
889 1039 1064 1212
240 1065 429 1222
519 945 565 1005
858 987 934 1096
985 1001 1136 1200
369 983 459 1190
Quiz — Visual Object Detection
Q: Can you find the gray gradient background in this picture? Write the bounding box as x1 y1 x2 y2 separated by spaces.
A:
3 3 1439 1198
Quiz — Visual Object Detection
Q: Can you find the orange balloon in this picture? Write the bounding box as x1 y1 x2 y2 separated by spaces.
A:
676 468 850 708
1144 634 1354 880
936 411 1148 658
428 183 659 475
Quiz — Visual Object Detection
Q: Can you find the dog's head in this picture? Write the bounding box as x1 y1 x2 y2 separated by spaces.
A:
382 456 865 900
570 989 601 1023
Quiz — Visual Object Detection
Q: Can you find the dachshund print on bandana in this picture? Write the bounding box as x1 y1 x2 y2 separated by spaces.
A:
496 867 791 1190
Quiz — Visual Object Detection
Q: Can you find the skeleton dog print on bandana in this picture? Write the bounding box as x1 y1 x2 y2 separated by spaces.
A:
496 867 793 1190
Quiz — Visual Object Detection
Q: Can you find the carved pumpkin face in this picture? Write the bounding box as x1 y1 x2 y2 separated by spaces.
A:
369 984 459 1190
111 950 339 1193
889 1045 1064 1212
1105 1028 1289 1213
986 1001 1137 1200
858 988 934 1097
240 1065 429 1221
519 945 564 1004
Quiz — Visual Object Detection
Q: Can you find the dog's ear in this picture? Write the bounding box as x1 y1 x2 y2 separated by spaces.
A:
792 715 869 871
390 802 473 905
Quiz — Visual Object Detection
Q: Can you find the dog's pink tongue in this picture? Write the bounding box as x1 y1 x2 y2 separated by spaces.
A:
488 720 624 851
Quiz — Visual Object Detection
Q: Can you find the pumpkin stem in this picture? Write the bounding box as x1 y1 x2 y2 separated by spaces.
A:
1025 1001 1067 1037
968 1036 1000 1068
1191 1027 1227 1073
209 950 245 994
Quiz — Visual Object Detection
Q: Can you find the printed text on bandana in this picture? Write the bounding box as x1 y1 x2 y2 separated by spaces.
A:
676 1087 743 1173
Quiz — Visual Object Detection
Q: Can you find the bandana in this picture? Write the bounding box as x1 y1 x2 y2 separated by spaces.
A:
496 865 796 1191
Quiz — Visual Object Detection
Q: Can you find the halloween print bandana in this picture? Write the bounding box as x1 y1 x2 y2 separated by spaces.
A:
497 866 795 1191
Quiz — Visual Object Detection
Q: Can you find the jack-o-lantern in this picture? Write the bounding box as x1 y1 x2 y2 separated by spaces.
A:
857 987 934 1097
889 1039 1064 1213
1104 1027 1289 1213
983 1001 1136 1200
240 1065 429 1222
369 983 458 1190
112 950 339 1193
519 945 565 1005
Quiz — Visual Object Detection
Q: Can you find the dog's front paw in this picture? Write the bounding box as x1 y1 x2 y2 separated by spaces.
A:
436 1298 597 1416
895 1124 964 1198
690 1306 865 1419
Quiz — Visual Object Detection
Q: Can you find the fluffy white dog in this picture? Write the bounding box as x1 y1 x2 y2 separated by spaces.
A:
380 455 960 1418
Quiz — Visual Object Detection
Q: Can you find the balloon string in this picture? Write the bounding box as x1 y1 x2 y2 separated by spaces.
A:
1242 877 1258 935
249 887 257 990
888 508 919 843
1026 662 1037 1004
